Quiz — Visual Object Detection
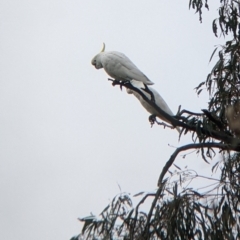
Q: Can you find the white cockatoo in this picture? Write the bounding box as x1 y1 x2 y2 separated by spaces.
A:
91 44 154 85
126 80 180 132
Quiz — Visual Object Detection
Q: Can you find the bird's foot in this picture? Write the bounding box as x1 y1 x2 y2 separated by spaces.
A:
109 79 131 91
149 115 174 130
109 79 123 90
149 114 157 128
156 120 174 130
141 84 155 102
110 79 120 86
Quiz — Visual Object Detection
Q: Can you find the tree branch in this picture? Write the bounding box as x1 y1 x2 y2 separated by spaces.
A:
110 79 240 150
158 142 230 186
142 142 231 239
201 109 225 130
178 109 204 116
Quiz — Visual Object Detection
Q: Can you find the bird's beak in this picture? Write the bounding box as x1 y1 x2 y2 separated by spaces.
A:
92 63 100 69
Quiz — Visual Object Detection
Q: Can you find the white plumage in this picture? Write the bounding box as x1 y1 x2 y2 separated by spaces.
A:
91 44 154 85
126 80 180 132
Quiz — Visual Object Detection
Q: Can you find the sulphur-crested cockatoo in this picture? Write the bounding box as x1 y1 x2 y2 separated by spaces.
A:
91 44 154 85
126 80 180 132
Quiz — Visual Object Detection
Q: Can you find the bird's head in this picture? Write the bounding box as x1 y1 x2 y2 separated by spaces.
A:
91 43 105 69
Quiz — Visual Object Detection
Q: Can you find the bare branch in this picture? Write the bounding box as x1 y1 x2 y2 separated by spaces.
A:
142 142 230 238
158 142 230 186
110 79 240 150
178 109 204 116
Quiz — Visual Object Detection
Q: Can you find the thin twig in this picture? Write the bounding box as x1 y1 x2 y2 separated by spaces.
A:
142 142 230 238
158 142 230 186
130 193 155 239
177 109 204 116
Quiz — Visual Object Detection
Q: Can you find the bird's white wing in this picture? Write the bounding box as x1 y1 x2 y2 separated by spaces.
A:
102 52 154 85
149 87 174 116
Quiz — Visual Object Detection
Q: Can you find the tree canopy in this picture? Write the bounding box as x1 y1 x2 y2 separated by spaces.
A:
71 1 240 239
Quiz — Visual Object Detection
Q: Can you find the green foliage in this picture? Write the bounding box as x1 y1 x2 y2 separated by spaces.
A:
77 158 240 239
189 0 209 22
71 1 240 239
194 1 240 139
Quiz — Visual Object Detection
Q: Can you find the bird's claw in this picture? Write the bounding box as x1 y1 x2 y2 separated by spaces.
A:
110 79 131 91
111 79 121 86
149 115 175 130
111 79 123 90
149 114 156 127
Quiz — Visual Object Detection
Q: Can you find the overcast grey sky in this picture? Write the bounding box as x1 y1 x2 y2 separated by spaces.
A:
0 1 222 239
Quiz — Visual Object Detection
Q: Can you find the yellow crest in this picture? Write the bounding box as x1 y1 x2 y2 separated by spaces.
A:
100 43 105 52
